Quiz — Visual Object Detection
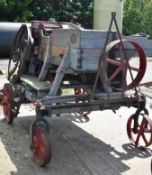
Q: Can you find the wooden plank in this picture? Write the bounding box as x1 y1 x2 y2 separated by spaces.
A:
80 38 108 49
80 30 113 49
81 49 103 71
80 30 111 39
51 46 66 58
70 48 103 71
69 48 80 70
51 29 80 48
20 74 50 91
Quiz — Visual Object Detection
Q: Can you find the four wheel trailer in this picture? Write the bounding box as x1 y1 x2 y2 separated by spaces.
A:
1 13 152 166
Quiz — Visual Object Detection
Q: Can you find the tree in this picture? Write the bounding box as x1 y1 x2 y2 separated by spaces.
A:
28 0 54 21
123 8 143 35
142 1 152 37
123 0 152 37
29 0 93 28
123 0 144 35
0 0 93 28
0 0 32 22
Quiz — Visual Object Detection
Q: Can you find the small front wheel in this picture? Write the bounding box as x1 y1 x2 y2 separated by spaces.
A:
2 83 16 124
31 123 51 166
127 113 152 147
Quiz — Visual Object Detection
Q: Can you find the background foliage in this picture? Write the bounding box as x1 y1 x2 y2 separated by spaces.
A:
0 0 152 37
123 0 152 37
0 0 32 21
29 0 93 28
0 0 93 29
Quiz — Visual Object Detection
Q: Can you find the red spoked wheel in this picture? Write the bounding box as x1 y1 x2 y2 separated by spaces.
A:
74 88 90 116
32 123 51 166
127 114 152 147
30 118 50 147
103 39 147 90
2 83 15 124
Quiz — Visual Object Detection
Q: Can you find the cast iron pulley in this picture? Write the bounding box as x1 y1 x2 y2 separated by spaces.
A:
2 83 16 124
127 113 152 147
102 39 147 90
8 24 33 81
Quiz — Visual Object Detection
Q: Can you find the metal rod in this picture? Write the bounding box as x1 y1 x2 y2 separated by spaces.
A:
92 12 115 98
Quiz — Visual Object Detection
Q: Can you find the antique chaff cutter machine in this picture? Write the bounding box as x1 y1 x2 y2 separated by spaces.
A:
2 13 152 166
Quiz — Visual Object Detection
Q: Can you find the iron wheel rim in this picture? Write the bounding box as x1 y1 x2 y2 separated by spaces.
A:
32 125 51 166
2 83 15 124
127 114 152 147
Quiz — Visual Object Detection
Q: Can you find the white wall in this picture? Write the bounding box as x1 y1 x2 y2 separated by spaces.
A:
94 0 123 32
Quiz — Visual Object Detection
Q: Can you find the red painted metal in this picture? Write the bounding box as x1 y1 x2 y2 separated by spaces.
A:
105 39 147 90
2 83 15 124
32 125 51 166
127 114 152 147
74 88 85 95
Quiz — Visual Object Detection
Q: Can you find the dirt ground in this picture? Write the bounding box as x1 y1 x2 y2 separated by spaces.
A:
0 59 151 175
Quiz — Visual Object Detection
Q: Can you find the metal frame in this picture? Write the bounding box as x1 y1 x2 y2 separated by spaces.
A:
2 12 152 167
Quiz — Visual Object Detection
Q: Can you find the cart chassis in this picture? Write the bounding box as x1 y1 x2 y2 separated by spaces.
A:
2 12 152 167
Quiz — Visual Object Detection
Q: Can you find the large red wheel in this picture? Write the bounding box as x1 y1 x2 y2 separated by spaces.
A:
2 83 15 124
32 124 51 166
127 114 152 147
103 39 147 90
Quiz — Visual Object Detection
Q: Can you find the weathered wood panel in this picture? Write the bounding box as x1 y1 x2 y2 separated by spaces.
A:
70 48 103 71
51 29 80 48
80 30 110 39
40 29 115 72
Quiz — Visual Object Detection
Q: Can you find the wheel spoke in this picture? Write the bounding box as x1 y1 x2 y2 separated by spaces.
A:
135 132 141 145
33 127 45 165
33 137 38 155
135 117 147 145
108 67 121 83
141 117 147 126
129 66 140 72
143 128 151 133
140 118 151 145
106 58 121 67
38 146 44 164
141 132 149 145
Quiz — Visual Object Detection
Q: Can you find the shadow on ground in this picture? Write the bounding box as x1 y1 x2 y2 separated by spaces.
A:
0 111 151 175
